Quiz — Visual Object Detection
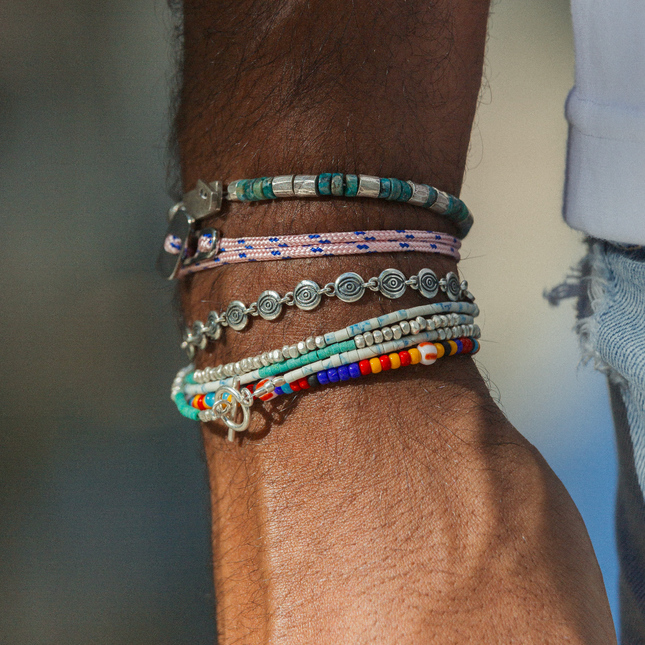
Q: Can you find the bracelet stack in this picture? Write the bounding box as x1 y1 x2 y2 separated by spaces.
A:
161 172 481 440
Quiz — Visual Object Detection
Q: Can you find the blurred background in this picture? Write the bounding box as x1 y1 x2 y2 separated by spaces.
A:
0 0 619 643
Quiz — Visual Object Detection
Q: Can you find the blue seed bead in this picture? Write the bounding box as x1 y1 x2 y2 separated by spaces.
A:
317 173 332 195
236 179 249 201
398 181 413 202
454 339 464 354
252 178 266 200
387 178 402 201
379 178 392 199
281 382 294 394
471 339 480 353
204 393 215 408
261 177 276 199
338 365 351 381
273 386 284 396
317 369 330 385
331 173 344 196
307 375 319 388
344 174 358 197
348 362 361 378
423 185 438 208
327 367 340 382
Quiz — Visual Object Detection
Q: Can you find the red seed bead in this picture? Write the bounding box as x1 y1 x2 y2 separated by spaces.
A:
298 377 310 390
379 354 391 371
290 379 301 392
399 350 411 367
461 338 473 353
359 359 372 375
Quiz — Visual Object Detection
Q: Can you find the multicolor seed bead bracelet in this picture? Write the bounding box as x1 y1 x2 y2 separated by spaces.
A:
158 174 473 279
172 333 480 440
185 309 479 395
176 229 460 277
182 267 474 356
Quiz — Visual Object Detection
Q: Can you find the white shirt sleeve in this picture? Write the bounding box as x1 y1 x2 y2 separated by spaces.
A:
564 0 645 245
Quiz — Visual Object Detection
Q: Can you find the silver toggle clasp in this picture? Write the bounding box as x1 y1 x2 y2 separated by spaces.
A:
212 378 253 441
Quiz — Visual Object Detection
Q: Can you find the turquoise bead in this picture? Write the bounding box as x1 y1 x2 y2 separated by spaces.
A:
379 178 392 199
398 181 412 202
281 382 293 394
317 173 332 195
345 174 358 197
331 173 344 196
252 178 266 200
261 177 276 199
387 178 402 201
423 186 438 208
236 180 248 201
243 179 255 201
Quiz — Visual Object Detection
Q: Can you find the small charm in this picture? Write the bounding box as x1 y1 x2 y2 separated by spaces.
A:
226 301 249 331
335 272 365 303
378 268 407 299
293 280 322 310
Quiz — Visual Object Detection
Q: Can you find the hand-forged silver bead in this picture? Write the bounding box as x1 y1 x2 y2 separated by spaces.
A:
391 324 402 340
382 326 393 341
354 334 366 349
289 345 299 359
306 337 317 351
297 341 308 355
363 331 374 346
373 329 384 344
315 335 326 349
400 321 411 335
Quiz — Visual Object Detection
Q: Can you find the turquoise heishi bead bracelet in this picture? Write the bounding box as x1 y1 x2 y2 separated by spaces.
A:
388 178 402 201
379 178 392 199
252 178 265 200
261 177 275 199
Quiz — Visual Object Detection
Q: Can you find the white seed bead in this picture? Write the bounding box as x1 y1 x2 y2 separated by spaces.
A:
364 331 374 346
289 345 299 359
382 326 393 341
297 341 308 355
400 321 411 335
418 341 438 365
354 334 366 349
391 324 402 340
315 335 326 349
373 329 384 344
306 337 316 351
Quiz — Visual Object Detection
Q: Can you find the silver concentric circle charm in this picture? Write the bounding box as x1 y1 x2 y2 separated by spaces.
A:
206 311 223 340
378 268 407 299
444 272 461 301
335 272 365 303
257 290 283 320
293 280 322 310
226 300 248 330
417 268 439 299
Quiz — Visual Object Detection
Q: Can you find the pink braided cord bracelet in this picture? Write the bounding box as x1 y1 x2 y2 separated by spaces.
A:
178 229 460 277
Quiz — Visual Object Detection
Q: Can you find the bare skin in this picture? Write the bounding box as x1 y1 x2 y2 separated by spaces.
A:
176 1 616 642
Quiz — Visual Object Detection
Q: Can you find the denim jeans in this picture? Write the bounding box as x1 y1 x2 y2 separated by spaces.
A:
578 242 645 643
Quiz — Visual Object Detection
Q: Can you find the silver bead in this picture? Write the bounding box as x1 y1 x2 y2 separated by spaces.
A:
272 175 294 196
354 334 366 349
410 320 420 335
437 328 446 341
289 345 299 359
234 361 243 375
315 336 326 349
261 353 270 366
400 321 411 335
306 337 316 351
391 324 402 340
364 331 374 346
426 317 435 331
474 325 481 338
272 349 284 363
223 363 234 377
408 182 430 207
431 189 451 214
373 329 384 344
293 175 317 196
240 358 249 372
382 327 393 341
282 345 291 359
416 316 427 330
440 315 448 327
356 175 381 198
297 341 308 355
193 369 203 383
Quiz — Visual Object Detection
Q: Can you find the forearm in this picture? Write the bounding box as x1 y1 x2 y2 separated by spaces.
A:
176 1 615 643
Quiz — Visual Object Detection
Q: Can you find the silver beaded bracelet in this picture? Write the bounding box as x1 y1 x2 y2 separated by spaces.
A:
181 268 474 357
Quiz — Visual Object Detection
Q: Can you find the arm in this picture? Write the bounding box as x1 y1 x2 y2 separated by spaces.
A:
176 1 615 642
